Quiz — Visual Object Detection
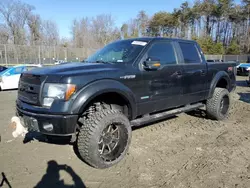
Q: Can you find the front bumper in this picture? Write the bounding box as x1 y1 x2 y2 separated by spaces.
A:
16 106 78 136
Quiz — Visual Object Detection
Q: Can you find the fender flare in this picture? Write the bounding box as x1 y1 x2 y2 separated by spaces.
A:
208 71 230 98
70 79 137 119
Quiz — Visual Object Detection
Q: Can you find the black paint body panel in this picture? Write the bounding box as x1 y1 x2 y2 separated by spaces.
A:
16 37 237 135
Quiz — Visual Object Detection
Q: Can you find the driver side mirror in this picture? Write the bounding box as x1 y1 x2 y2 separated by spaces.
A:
143 57 161 70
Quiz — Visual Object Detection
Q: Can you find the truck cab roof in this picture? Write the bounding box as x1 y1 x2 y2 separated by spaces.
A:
120 37 197 43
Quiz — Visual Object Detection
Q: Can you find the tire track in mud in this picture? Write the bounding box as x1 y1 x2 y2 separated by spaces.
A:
124 96 250 188
2 83 250 188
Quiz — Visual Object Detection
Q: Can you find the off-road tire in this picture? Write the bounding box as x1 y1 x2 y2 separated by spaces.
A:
77 104 132 169
206 88 230 120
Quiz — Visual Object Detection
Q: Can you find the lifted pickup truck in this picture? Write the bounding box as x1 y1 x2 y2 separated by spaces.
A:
16 37 237 169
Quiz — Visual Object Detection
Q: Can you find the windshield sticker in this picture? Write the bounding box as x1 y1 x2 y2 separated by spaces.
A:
131 41 147 46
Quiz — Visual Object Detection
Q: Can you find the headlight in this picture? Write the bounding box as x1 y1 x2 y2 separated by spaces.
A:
42 83 76 107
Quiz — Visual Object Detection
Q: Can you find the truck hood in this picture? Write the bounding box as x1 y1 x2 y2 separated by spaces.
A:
27 62 119 76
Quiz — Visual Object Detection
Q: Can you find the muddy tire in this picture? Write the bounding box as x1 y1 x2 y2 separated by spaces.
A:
77 104 132 169
206 88 230 120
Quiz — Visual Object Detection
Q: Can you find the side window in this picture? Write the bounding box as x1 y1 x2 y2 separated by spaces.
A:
26 66 37 71
3 70 11 76
147 42 177 65
12 67 23 74
179 42 201 64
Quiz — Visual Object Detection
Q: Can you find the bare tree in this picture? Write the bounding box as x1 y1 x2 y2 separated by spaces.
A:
41 20 59 46
71 19 80 47
121 23 129 38
137 10 149 36
71 17 100 50
70 14 120 59
0 0 34 44
128 18 139 38
0 24 9 43
27 14 41 45
71 17 94 48
91 14 119 45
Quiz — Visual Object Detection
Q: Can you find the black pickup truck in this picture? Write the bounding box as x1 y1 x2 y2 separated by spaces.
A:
16 37 237 169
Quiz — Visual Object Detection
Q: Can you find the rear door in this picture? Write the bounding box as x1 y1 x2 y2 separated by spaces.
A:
7 67 24 89
178 41 208 103
138 40 184 115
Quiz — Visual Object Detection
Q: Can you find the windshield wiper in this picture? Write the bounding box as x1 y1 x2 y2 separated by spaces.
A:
95 60 113 64
81 60 89 63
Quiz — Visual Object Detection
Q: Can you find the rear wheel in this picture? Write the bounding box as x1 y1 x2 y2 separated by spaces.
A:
206 88 230 120
77 104 131 169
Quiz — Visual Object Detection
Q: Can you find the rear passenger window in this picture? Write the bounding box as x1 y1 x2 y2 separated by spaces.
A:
147 42 176 65
179 42 201 64
26 66 37 71
12 67 23 74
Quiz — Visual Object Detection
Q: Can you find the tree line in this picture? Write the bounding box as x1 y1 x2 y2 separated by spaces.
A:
0 0 59 46
0 0 250 55
121 0 250 55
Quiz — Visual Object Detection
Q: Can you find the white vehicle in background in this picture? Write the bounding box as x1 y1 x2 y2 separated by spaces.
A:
54 60 66 65
0 64 42 91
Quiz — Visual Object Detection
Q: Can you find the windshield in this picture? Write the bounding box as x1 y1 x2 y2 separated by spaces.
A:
0 66 7 72
85 40 148 64
0 68 10 76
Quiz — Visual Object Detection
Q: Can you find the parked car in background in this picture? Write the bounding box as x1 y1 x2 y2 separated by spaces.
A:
0 64 42 91
236 63 250 76
54 60 66 65
207 59 224 63
0 66 7 73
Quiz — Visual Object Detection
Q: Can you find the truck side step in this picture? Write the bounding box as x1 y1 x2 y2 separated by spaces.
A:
131 103 205 127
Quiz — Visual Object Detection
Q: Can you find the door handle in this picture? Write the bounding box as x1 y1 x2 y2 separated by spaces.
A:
174 71 182 78
200 70 206 76
176 71 182 75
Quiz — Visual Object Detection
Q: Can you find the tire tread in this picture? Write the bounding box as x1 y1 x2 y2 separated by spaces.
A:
206 88 230 120
77 103 131 168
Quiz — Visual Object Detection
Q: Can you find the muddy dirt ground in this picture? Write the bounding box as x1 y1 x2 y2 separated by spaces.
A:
1 76 250 188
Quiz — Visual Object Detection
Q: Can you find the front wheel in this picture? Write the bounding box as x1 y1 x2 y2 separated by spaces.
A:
77 106 132 169
206 88 230 120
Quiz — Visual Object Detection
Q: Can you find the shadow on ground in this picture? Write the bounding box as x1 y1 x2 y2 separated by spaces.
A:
23 131 72 145
0 89 17 92
186 109 208 119
23 132 87 166
72 140 86 164
0 172 12 188
236 80 249 87
34 160 86 188
238 92 250 104
132 116 177 131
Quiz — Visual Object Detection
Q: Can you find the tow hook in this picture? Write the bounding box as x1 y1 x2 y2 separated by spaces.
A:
70 133 77 143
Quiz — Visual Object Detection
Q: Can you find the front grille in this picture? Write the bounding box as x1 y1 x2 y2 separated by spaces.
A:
18 74 46 105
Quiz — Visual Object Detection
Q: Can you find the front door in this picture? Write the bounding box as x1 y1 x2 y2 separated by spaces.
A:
137 40 184 115
5 67 23 89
